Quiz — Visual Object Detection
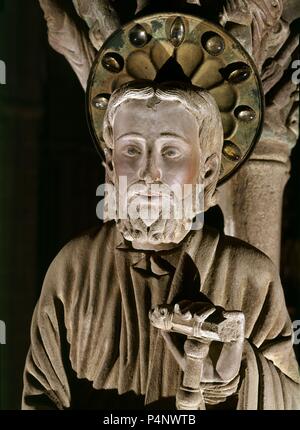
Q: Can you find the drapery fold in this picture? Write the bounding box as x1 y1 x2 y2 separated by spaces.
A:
22 222 300 409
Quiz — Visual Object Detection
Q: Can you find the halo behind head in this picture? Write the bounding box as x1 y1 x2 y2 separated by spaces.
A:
87 13 264 184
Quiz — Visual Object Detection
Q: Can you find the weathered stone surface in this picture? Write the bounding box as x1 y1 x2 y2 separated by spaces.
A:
33 0 300 410
219 0 299 265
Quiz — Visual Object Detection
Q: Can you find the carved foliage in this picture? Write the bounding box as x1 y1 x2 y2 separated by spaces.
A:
221 0 299 147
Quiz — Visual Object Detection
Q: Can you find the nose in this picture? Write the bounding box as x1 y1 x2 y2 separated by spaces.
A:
138 152 162 183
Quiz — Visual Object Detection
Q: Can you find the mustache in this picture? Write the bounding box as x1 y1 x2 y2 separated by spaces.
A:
127 182 174 201
126 181 174 199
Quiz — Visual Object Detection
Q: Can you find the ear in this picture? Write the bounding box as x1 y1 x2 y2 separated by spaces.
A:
104 147 115 183
203 153 220 210
204 153 219 185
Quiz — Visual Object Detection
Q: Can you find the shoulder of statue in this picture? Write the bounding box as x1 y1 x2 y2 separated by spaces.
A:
43 221 115 279
39 221 117 304
57 220 115 256
216 229 278 280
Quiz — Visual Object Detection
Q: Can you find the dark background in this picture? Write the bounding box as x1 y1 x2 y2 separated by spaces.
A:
0 1 299 410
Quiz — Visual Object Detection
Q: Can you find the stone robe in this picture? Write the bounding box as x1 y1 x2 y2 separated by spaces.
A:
22 221 300 409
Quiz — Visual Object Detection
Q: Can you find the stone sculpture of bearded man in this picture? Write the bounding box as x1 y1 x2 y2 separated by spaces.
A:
22 81 300 410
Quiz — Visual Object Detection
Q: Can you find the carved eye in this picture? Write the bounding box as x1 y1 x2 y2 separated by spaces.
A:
162 147 181 159
125 146 141 157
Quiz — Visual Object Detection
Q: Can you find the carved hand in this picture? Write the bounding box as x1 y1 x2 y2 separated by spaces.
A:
149 301 245 408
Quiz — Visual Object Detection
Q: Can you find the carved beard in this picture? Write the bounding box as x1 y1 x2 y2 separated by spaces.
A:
106 179 204 246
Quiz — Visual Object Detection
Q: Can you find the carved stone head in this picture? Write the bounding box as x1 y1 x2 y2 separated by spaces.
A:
102 81 223 249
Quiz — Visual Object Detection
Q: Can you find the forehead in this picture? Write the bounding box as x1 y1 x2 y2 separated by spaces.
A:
112 98 200 138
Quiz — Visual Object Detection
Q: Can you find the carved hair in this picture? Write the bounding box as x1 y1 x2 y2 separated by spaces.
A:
102 81 224 210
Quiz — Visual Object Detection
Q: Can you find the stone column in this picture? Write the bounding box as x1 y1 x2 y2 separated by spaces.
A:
218 0 299 267
219 140 291 266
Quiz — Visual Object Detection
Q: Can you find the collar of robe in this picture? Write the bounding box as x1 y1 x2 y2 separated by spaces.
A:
114 224 219 283
115 236 184 276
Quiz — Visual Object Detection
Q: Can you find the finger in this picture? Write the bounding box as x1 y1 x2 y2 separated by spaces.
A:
203 374 240 394
215 340 244 382
204 390 233 399
204 396 227 405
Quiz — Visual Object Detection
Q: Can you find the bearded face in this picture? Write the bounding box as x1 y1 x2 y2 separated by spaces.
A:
103 94 220 249
112 178 204 245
